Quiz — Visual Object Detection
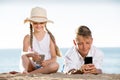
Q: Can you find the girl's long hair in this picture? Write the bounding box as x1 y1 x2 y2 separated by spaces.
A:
30 24 33 51
45 26 61 57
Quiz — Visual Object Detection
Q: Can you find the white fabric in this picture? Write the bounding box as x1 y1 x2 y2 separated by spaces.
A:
32 32 51 60
20 32 51 71
63 46 104 73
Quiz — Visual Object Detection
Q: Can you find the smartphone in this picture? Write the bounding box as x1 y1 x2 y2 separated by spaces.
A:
36 54 45 64
39 54 45 61
84 57 92 64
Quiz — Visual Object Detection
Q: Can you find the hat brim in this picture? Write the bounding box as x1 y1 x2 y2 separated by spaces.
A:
24 18 53 23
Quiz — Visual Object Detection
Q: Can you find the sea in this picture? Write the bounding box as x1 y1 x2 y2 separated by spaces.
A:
0 47 120 74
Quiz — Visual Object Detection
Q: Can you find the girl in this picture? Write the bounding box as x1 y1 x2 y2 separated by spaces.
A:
21 7 61 74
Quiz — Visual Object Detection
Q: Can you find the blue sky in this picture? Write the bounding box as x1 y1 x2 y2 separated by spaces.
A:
0 0 120 48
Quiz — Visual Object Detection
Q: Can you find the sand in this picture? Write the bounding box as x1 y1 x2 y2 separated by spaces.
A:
0 72 120 80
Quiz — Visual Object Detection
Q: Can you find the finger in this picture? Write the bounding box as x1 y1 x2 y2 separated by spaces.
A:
90 69 97 74
84 70 91 74
89 64 95 67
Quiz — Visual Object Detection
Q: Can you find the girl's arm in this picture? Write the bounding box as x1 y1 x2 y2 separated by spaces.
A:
22 35 33 57
23 34 30 52
49 38 57 62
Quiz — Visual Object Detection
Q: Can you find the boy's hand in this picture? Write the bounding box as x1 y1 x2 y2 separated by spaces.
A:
81 64 97 74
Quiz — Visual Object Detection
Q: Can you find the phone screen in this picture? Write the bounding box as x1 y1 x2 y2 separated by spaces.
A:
84 57 92 64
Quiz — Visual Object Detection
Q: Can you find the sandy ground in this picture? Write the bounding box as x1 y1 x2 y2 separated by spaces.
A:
0 72 120 80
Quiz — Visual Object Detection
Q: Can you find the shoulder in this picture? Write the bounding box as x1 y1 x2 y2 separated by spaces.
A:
23 34 30 42
44 32 51 41
24 34 30 39
23 34 31 51
90 46 104 57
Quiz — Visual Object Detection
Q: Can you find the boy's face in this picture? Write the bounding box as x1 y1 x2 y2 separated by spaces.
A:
74 35 93 57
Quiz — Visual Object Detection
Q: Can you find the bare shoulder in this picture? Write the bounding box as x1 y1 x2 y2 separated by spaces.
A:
23 34 30 43
24 34 30 40
23 34 30 51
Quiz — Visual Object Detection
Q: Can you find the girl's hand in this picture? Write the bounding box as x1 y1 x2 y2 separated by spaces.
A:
41 60 49 67
32 52 41 62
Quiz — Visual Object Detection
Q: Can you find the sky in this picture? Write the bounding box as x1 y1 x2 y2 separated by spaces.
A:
0 0 120 48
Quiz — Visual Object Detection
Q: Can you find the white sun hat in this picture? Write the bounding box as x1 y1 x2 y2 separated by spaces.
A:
24 7 53 23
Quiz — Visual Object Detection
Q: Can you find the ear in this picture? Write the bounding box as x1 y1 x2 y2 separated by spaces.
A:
73 40 76 45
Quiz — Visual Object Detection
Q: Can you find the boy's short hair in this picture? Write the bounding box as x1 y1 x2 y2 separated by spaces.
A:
76 25 92 37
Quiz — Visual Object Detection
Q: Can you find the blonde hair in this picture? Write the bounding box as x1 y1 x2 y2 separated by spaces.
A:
76 25 92 37
29 24 61 57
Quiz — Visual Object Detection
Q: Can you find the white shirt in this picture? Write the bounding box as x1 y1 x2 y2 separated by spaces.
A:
63 46 104 73
32 32 51 60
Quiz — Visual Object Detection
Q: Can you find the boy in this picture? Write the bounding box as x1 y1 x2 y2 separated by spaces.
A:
63 25 104 74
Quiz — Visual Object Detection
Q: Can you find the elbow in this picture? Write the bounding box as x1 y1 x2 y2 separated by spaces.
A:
51 56 57 61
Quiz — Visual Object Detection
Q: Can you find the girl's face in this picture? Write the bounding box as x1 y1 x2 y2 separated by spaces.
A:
32 22 47 32
74 35 93 57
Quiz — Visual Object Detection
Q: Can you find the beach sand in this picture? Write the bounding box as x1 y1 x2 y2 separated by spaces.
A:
0 72 120 80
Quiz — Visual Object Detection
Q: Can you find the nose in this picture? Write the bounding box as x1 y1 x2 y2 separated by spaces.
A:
83 43 87 50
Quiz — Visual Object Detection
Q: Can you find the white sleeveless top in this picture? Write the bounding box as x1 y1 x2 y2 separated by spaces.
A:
32 32 51 60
